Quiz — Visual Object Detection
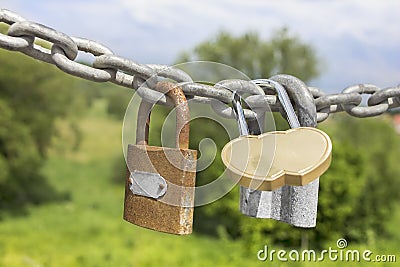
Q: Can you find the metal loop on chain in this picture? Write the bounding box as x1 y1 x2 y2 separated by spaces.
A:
94 54 154 80
270 74 317 127
308 86 325 98
368 86 400 107
51 45 116 82
146 64 193 83
0 9 26 24
315 92 362 110
111 71 135 89
212 79 267 120
8 21 78 61
342 84 388 117
180 83 233 103
317 108 330 122
136 84 170 106
245 95 280 112
71 37 114 56
253 79 300 127
51 36 116 82
0 9 30 51
317 105 345 122
187 95 213 104
215 79 264 96
0 33 31 51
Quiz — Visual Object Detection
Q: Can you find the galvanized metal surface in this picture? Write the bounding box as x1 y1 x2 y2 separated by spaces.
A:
1 8 399 123
240 75 320 228
231 92 250 137
252 79 300 128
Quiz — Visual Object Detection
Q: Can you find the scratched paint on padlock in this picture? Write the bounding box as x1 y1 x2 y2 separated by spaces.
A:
129 170 168 199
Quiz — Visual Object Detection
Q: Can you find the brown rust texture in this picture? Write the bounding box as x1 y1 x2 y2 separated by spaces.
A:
124 145 197 235
124 81 196 235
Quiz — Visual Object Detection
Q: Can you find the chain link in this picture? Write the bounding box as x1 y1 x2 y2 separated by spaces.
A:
1 9 399 123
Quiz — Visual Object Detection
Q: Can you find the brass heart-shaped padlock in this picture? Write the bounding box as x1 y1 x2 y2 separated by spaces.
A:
221 127 332 191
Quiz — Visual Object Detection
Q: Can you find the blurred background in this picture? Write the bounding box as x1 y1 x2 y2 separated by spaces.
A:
1 1 400 266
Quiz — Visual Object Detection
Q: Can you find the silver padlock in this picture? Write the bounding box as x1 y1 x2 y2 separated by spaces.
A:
239 75 322 228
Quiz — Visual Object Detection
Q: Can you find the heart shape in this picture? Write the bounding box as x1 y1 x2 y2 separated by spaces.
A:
221 127 332 191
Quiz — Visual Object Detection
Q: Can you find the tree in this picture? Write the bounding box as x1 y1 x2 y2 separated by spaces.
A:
0 99 65 214
177 28 320 81
322 115 400 242
0 40 94 213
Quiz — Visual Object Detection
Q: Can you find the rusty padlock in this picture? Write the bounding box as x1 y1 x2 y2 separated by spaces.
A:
124 82 197 235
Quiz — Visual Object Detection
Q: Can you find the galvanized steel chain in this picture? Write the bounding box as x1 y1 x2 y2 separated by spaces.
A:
1 8 400 123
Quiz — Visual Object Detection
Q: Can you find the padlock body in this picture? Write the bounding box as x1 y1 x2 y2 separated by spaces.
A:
124 144 197 235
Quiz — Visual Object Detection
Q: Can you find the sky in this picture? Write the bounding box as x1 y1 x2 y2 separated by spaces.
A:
1 0 399 93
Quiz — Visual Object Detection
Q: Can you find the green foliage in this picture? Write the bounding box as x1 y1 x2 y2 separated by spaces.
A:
0 49 95 212
177 28 320 81
1 51 77 154
105 89 133 119
110 153 127 184
0 99 67 215
189 117 241 237
313 137 366 246
323 116 400 241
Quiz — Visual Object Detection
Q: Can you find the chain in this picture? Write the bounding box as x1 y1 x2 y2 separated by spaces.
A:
1 9 400 123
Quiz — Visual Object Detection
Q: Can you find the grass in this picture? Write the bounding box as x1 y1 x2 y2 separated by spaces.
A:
0 99 399 266
0 100 250 267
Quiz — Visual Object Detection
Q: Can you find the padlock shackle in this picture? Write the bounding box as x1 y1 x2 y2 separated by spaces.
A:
270 74 317 127
136 81 190 149
252 79 301 128
231 92 249 136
